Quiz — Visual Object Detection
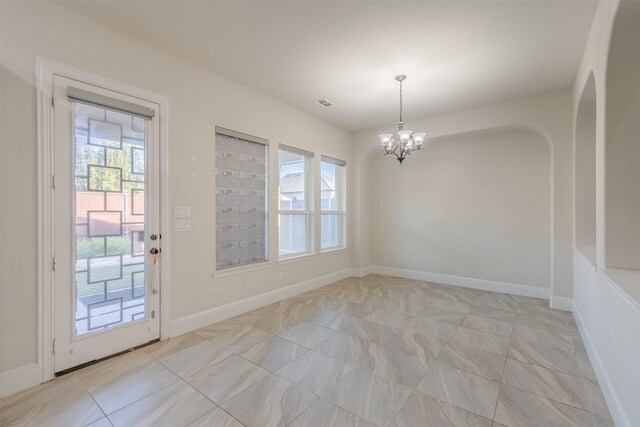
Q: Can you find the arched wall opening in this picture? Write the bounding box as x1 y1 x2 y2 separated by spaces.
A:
368 127 552 289
605 0 640 270
574 72 597 262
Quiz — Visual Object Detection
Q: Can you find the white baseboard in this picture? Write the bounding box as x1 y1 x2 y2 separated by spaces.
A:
171 267 360 337
549 295 573 311
0 363 40 399
368 265 550 299
573 301 631 427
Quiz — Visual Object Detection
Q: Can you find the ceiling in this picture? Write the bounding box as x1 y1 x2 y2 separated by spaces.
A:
58 1 597 131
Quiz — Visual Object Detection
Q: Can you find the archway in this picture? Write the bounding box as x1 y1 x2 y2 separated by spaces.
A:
605 0 640 270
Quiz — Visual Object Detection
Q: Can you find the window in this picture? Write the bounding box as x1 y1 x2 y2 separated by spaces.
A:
321 156 346 250
215 127 268 270
278 145 313 257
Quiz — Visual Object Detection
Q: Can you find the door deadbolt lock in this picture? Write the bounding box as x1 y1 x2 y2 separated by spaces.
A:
150 248 159 255
150 234 158 241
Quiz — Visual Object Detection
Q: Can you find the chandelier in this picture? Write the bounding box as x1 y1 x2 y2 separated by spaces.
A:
378 75 425 164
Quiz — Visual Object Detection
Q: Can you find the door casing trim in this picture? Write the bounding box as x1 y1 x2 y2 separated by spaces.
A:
36 57 172 383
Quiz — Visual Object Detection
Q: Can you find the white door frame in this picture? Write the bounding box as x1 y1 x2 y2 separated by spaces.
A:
36 57 172 383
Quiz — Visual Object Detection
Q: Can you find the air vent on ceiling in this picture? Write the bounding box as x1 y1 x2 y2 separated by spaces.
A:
318 99 333 107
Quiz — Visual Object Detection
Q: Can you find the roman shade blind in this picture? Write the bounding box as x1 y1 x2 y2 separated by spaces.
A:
215 127 268 270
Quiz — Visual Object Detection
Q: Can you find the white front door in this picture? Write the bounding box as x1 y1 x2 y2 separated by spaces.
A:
53 76 161 373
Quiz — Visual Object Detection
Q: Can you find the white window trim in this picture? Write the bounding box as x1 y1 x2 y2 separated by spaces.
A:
321 159 347 252
36 57 172 383
278 147 313 259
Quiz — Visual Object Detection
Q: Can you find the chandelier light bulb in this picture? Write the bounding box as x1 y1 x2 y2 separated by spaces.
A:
398 129 412 143
379 133 393 148
412 133 426 147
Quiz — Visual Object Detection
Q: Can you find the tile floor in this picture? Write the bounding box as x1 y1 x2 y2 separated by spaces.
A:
0 275 613 427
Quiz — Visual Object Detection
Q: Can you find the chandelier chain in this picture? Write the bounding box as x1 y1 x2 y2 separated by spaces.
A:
399 79 403 123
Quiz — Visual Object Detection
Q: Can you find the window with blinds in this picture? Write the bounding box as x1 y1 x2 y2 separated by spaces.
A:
215 128 268 270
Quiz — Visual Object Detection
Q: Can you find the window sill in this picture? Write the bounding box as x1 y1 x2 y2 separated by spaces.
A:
278 252 317 265
213 261 272 278
320 247 348 256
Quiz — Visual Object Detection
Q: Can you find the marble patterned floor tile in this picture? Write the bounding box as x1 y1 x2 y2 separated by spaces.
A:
592 413 615 427
390 392 493 427
74 350 153 390
194 321 247 340
144 333 205 359
342 318 405 348
324 368 412 426
0 375 104 427
188 407 244 427
289 398 375 427
186 354 269 404
211 325 272 353
417 362 500 419
468 306 517 322
511 324 577 354
278 322 336 348
107 381 214 427
473 294 519 312
248 312 303 334
437 343 507 382
461 315 513 338
379 297 428 316
158 339 233 378
404 317 458 342
516 302 575 322
317 332 429 387
448 327 510 356
87 360 180 415
502 359 586 409
431 297 472 314
507 340 580 376
439 289 479 306
313 297 375 317
307 309 359 331
276 350 353 395
581 378 611 417
515 313 579 337
86 417 113 427
418 307 467 325
576 354 598 382
221 375 317 427
364 308 413 329
240 336 308 372
494 384 594 427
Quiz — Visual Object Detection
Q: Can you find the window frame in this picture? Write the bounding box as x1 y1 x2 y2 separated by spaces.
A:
214 127 269 273
278 145 314 259
320 156 347 252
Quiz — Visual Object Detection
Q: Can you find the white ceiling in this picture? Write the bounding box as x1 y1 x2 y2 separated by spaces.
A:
58 0 597 131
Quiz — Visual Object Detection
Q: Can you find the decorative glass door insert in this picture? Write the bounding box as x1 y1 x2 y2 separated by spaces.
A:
73 103 148 335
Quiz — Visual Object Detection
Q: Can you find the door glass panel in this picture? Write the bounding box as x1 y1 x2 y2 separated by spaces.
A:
74 103 147 336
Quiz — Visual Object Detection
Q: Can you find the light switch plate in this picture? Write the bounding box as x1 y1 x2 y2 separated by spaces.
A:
174 219 191 232
174 206 191 218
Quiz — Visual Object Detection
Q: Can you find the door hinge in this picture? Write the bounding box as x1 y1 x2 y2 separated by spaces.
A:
52 257 56 271
52 339 56 355
51 96 55 108
52 174 55 189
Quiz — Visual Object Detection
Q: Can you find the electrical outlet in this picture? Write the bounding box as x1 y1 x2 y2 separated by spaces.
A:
278 272 284 281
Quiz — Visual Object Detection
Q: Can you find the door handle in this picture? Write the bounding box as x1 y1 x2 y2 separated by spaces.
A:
150 248 159 255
